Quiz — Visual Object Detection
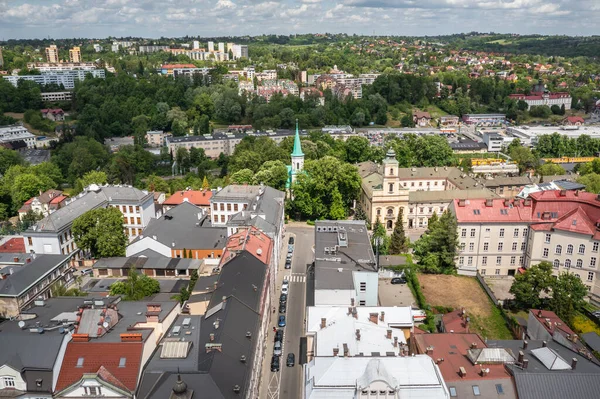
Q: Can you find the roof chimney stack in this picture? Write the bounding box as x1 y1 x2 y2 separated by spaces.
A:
343 343 349 357
209 333 215 342
523 340 528 350
369 313 378 324
380 311 385 322
459 367 467 378
386 329 392 339
542 341 547 348
471 342 477 349
355 329 361 341
518 351 524 363
572 358 578 370
333 347 339 356
522 359 529 369
537 309 543 317
320 318 326 329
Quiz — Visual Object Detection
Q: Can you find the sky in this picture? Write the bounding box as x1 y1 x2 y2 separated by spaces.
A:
0 0 598 40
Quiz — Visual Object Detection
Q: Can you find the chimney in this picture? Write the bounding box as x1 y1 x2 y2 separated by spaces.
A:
333 347 339 356
426 346 433 355
518 351 524 363
393 336 398 347
369 313 378 324
459 367 467 378
523 340 528 350
348 307 353 315
485 198 493 207
572 358 578 370
350 298 355 306
559 189 567 197
209 333 215 342
504 198 510 206
355 329 361 341
386 329 392 339
222 296 227 303
380 311 385 322
522 359 529 369
537 310 543 318
26 258 31 263
471 342 477 349
458 199 466 207
573 334 578 343
542 341 547 348
575 190 579 197
343 343 349 357
213 281 218 290
352 308 358 319
320 318 326 329
13 257 19 262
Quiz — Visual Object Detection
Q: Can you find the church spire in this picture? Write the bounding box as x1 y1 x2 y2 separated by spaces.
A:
291 119 304 157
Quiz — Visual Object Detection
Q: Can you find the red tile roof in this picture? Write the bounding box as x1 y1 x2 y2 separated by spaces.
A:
442 310 470 333
414 333 512 382
0 237 25 253
56 342 143 392
220 226 273 266
49 194 68 204
530 309 575 337
564 116 585 124
163 190 212 207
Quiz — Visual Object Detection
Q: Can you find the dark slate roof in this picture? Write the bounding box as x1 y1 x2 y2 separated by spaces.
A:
582 332 600 353
92 255 201 270
138 372 223 399
487 339 600 399
554 179 586 191
133 202 227 250
0 254 69 296
208 251 266 312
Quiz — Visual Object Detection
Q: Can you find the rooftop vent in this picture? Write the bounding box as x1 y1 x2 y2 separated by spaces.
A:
233 385 241 394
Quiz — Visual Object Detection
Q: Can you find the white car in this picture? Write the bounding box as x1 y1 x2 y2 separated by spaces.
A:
281 282 289 295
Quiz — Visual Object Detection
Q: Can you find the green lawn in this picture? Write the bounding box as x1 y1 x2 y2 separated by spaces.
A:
425 105 448 119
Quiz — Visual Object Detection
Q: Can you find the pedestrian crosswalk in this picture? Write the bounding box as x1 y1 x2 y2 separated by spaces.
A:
285 273 306 283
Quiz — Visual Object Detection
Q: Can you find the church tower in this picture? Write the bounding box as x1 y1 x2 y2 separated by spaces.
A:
291 119 304 184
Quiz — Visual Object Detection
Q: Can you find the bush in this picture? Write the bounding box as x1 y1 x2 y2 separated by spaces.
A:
432 305 454 314
306 220 315 226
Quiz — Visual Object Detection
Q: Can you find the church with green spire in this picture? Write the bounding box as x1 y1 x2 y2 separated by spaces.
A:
286 119 304 189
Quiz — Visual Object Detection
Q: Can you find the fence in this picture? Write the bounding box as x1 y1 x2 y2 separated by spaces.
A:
475 272 523 339
476 272 500 305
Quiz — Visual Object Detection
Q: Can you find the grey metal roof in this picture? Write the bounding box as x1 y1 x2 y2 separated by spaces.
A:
314 220 376 291
582 332 600 353
19 148 51 165
133 202 227 250
409 188 498 203
92 255 202 271
554 179 586 191
0 254 69 296
137 372 223 399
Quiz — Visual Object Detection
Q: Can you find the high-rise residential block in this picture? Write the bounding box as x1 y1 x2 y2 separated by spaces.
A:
68 46 81 63
208 41 214 52
45 45 59 63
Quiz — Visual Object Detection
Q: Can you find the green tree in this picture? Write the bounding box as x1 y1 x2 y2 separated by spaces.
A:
74 171 108 194
0 147 23 175
202 176 210 190
538 162 566 176
509 261 553 309
389 208 408 254
549 272 588 323
72 207 127 258
345 136 371 163
253 160 289 191
51 282 86 297
329 188 346 220
413 210 458 274
577 173 600 193
231 168 255 184
371 216 390 255
109 267 160 300
401 114 415 127
11 173 55 211
146 174 170 193
509 143 537 173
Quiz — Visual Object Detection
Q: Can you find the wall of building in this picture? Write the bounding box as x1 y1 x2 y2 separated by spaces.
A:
0 364 27 392
125 236 171 258
353 272 379 306
171 248 222 259
314 288 354 306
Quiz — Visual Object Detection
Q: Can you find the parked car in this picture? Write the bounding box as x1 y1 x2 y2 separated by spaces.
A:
283 276 289 284
288 245 294 253
288 236 295 245
271 355 280 372
279 303 286 313
80 268 93 275
274 329 283 343
273 341 282 356
286 353 295 367
281 282 289 295
278 315 286 327
285 259 291 269
286 252 293 260
279 293 287 303
391 277 407 285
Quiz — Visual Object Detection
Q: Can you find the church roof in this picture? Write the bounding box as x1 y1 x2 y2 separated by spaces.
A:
291 120 304 157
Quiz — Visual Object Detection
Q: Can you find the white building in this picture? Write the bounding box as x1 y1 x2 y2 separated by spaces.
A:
482 132 503 152
314 220 379 306
41 91 73 102
218 42 224 53
304 356 449 399
208 41 214 52
0 125 36 149
24 185 155 258
3 69 105 89
93 44 102 52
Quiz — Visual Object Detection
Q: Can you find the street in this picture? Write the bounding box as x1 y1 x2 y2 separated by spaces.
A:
260 224 313 399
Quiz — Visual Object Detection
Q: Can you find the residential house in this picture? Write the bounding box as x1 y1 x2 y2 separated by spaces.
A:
313 220 378 306
145 130 169 147
18 189 68 220
24 184 155 258
527 309 593 356
126 202 226 259
413 110 432 127
162 189 212 212
41 108 65 121
486 339 600 399
0 254 72 317
55 298 179 399
414 333 517 399
563 116 585 126
450 191 600 306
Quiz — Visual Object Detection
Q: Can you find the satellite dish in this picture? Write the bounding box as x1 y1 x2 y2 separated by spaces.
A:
18 321 25 329
102 322 109 329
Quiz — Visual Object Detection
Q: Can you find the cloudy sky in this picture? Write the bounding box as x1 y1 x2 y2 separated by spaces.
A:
0 0 597 40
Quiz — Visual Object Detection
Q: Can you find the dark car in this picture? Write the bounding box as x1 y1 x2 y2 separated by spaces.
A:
278 315 286 327
279 293 288 303
279 303 286 313
285 259 291 269
286 353 295 367
271 355 280 372
288 236 295 245
391 277 407 284
274 329 283 343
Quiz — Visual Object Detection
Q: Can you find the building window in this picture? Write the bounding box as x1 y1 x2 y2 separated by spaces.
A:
542 248 549 258
389 183 394 192
429 207 433 213
129 206 134 213
498 243 503 251
513 228 519 237
359 300 366 306
483 242 489 251
460 243 466 251
593 242 599 252
220 215 225 223
565 259 571 269
555 245 562 255
482 256 487 266
523 228 528 237
409 208 414 214
234 203 238 212
470 229 476 237
588 272 594 282
499 229 505 238
2 377 15 388
496 384 504 395
461 229 467 238
459 257 464 265
419 182 423 186
512 242 517 251
481 268 486 275
577 259 583 268
567 244 573 255
136 217 141 225
28 236 33 246
553 259 560 268
519 256 524 265
468 256 473 265
419 207 424 213
220 203 224 211
510 256 516 265
360 282 366 292
411 182 415 187
227 203 231 211
591 257 597 268
495 269 500 275
496 256 502 265
213 203 218 211
545 233 551 243
579 244 586 255
469 243 474 251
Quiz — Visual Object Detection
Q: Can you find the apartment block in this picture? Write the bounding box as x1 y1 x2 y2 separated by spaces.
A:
68 46 81 63
45 45 59 63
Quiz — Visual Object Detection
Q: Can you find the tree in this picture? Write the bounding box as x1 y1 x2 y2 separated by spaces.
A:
578 173 600 193
109 267 160 300
389 208 408 254
146 174 170 193
345 136 371 163
253 160 289 191
549 272 588 323
413 210 458 274
509 261 553 309
509 143 537 173
0 147 23 175
51 282 86 297
538 162 566 176
517 100 528 111
401 114 415 127
11 173 55 210
74 171 108 194
72 207 128 258
371 216 390 255
202 176 210 190
529 105 552 118
329 188 346 220
231 168 255 184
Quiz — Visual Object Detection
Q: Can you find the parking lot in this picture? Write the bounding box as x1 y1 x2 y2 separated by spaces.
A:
378 278 416 307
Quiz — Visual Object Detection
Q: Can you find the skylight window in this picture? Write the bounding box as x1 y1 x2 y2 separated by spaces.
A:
473 209 481 215
500 209 508 215
119 357 126 368
76 357 84 367
572 219 577 226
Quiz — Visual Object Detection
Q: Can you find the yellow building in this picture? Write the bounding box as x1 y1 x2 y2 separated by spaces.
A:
69 46 81 63
45 45 59 63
